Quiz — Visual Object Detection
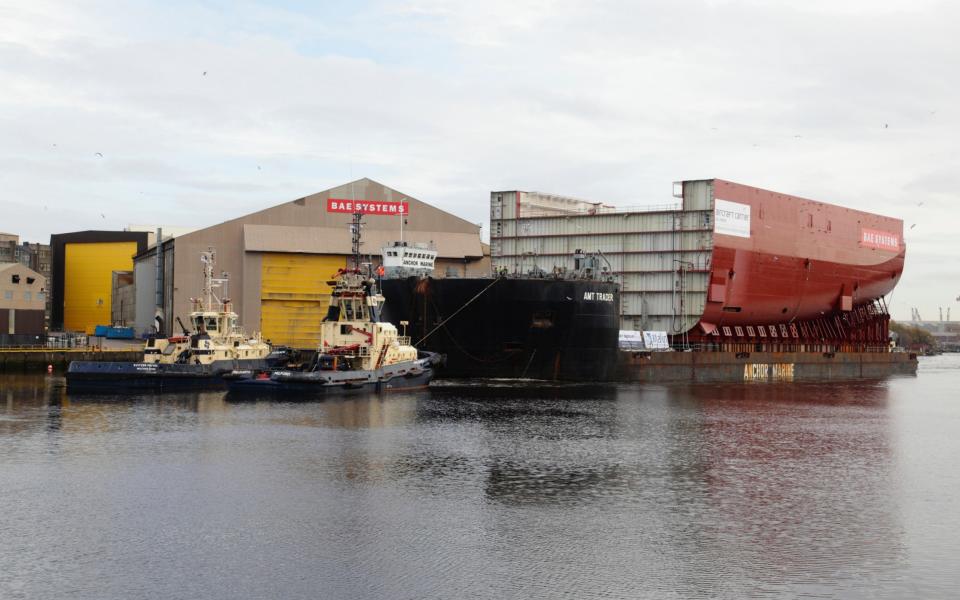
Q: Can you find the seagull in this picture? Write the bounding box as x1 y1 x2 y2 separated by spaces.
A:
883 124 888 129
257 165 261 170
917 201 924 206
910 224 916 229
94 152 103 157
100 213 105 219
793 135 802 138
202 71 207 76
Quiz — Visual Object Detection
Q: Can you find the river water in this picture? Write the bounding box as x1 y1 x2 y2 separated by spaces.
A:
1 355 959 599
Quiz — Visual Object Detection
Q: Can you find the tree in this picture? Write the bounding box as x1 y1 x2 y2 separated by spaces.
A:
890 321 937 351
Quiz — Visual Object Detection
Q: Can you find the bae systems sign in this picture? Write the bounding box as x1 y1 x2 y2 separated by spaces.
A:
860 228 900 251
714 199 751 238
326 199 409 215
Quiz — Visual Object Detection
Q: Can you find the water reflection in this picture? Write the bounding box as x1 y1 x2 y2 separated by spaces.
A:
0 370 943 599
398 380 905 596
681 382 901 594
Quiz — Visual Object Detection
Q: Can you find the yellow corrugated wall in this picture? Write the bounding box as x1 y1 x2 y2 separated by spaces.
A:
64 241 138 334
260 253 346 349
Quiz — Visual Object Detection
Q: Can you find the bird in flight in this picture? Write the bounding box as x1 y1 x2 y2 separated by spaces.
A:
95 152 103 157
203 71 207 76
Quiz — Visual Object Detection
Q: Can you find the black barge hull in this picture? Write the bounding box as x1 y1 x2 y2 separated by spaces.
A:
380 277 620 381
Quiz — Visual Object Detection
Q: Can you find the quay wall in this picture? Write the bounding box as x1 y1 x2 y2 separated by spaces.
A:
617 350 918 383
0 350 142 371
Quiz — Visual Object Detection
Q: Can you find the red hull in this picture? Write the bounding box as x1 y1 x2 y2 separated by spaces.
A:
692 180 904 347
702 248 904 327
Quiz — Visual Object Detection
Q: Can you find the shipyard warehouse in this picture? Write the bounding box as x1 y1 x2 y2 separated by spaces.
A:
130 179 488 349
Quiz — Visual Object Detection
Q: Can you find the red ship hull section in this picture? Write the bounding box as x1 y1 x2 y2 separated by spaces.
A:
702 247 904 327
696 180 904 334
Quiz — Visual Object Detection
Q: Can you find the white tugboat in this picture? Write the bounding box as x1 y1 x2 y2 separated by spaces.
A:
226 212 442 395
67 249 288 391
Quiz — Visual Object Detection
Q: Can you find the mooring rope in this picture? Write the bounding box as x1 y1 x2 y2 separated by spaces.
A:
415 276 503 346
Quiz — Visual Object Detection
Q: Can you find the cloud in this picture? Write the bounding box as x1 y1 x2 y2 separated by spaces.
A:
1 0 958 319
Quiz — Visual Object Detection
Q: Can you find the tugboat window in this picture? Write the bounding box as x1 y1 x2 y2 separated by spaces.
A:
205 317 218 331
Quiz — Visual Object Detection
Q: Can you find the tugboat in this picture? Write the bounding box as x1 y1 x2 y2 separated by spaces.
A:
226 212 442 395
66 249 286 391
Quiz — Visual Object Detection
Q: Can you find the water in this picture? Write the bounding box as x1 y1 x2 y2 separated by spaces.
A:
1 356 959 599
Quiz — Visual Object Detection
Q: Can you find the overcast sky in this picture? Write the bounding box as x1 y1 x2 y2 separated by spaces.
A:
2 0 958 321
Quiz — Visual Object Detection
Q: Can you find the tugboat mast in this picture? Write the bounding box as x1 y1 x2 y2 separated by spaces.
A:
198 248 229 312
351 211 363 271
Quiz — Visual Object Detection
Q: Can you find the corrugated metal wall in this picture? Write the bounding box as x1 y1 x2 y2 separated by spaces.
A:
63 242 138 334
490 182 715 333
259 253 346 349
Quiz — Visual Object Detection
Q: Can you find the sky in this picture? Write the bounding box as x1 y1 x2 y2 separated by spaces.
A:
1 0 958 321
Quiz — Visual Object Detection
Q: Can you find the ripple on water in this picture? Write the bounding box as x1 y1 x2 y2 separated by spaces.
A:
1 363 960 599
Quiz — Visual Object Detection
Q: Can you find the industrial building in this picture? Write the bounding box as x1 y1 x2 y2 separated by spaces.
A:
50 231 149 334
1 262 47 340
490 183 710 332
134 178 488 349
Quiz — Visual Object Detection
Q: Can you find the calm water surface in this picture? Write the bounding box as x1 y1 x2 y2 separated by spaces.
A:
2 356 959 599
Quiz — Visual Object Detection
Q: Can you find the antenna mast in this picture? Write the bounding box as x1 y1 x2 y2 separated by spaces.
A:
351 211 363 270
199 248 228 310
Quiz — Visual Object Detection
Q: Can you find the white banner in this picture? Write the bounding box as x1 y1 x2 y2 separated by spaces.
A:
715 199 751 238
619 330 644 350
642 331 670 350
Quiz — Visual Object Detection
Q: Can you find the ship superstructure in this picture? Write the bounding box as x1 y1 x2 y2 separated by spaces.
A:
172 248 274 366
380 241 437 279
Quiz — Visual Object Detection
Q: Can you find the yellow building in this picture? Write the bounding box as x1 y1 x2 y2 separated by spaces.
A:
51 232 148 333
